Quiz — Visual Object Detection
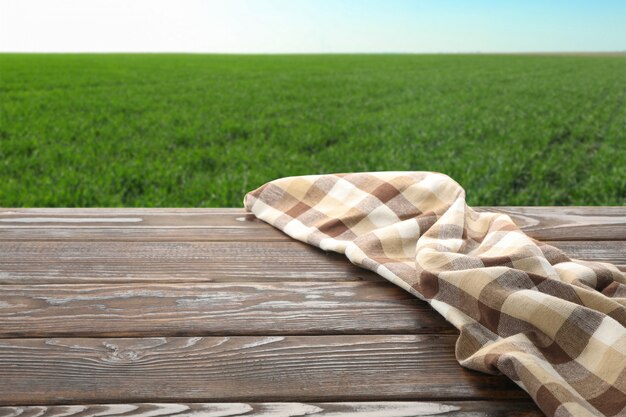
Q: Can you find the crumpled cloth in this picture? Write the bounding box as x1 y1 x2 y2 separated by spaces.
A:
244 172 626 417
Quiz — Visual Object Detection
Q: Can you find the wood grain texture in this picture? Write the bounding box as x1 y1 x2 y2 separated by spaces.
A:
0 210 287 242
0 282 454 337
0 240 622 285
0 207 621 411
0 211 264 229
478 207 626 241
0 401 543 417
0 227 288 242
0 241 381 284
1 207 624 242
0 335 528 405
548 240 626 269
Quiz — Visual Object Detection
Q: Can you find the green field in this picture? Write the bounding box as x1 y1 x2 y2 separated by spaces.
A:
1 54 625 207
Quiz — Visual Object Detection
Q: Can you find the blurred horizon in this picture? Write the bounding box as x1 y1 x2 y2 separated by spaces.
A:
1 0 625 53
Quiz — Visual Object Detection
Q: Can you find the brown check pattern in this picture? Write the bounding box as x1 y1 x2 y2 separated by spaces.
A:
244 172 626 417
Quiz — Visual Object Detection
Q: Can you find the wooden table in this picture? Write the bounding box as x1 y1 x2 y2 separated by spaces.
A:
0 207 624 417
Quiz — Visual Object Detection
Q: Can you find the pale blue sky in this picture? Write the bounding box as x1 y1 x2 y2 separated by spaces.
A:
0 0 624 53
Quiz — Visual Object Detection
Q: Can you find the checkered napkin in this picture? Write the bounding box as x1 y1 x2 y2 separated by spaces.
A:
244 172 626 417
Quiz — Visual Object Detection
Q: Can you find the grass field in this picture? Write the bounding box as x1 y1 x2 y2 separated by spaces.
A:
1 54 625 207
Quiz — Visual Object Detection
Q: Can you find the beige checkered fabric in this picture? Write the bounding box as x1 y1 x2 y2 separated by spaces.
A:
244 172 626 417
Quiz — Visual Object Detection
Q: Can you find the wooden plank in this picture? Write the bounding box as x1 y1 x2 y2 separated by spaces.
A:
548 240 626 268
0 210 256 227
0 240 622 285
0 335 528 405
478 207 626 241
0 227 288 242
0 282 454 337
0 210 287 241
0 207 624 242
0 241 382 284
0 210 289 242
0 401 543 416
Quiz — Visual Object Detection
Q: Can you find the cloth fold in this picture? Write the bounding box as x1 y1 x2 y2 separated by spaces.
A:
244 172 626 417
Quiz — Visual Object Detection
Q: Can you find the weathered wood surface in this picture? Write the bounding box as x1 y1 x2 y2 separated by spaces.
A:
0 401 544 417
547 240 626 268
479 207 626 240
0 282 453 337
0 240 623 285
0 207 622 414
0 241 381 284
1 207 624 241
0 335 525 405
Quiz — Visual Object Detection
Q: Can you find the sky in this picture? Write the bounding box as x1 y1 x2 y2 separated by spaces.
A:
0 0 625 53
